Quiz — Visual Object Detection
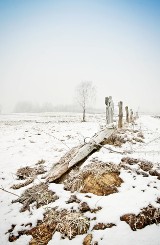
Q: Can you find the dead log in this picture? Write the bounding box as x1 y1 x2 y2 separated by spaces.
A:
46 127 115 183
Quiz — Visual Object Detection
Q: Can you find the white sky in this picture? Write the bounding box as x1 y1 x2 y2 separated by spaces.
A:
0 0 160 113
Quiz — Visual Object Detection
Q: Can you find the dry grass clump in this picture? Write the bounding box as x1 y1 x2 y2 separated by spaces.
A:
120 157 155 177
12 177 34 190
11 165 46 189
12 183 58 212
132 137 144 143
120 205 160 231
121 157 154 172
45 209 90 239
121 157 140 165
139 161 153 172
64 162 122 195
16 165 46 180
83 161 121 175
102 134 126 147
27 222 54 245
121 157 153 171
27 209 90 244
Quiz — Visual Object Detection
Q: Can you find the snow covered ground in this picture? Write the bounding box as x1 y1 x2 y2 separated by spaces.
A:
0 112 160 245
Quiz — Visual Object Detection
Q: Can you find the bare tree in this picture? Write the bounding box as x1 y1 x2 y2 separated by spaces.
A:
76 81 96 122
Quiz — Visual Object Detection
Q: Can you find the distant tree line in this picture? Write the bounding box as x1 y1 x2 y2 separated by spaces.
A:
13 101 102 114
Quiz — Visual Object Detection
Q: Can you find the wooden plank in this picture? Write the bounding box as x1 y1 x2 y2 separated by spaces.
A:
46 127 115 183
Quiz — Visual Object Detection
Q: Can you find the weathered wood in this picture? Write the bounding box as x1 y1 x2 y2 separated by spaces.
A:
105 97 109 124
46 127 115 183
118 101 123 128
105 96 114 124
125 106 129 123
130 109 134 123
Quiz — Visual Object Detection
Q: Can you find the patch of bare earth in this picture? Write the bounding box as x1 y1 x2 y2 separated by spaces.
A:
83 234 98 245
83 234 93 245
63 162 123 196
92 223 116 230
120 205 160 230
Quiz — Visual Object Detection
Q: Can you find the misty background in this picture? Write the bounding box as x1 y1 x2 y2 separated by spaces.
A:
0 0 160 114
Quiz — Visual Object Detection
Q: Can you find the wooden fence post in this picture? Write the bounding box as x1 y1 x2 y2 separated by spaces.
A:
130 109 133 123
125 106 129 123
105 97 109 124
105 96 114 124
118 101 123 128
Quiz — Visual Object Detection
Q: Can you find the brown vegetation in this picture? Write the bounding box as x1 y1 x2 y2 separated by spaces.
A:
101 134 126 147
12 183 58 212
11 165 46 189
120 205 160 230
63 162 123 196
92 223 116 230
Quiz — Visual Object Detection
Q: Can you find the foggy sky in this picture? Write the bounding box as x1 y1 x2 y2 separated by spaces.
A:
0 0 160 114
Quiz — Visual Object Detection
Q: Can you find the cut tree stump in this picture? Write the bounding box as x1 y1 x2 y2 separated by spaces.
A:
46 127 115 183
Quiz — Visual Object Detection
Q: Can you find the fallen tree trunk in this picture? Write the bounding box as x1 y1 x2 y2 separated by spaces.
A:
46 127 116 183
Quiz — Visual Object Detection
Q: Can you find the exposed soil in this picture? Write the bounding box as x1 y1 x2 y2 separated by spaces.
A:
92 223 116 230
83 234 93 245
120 205 160 231
63 162 123 196
81 172 123 196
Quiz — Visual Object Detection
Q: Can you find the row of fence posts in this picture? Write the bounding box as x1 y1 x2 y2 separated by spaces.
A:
105 97 138 128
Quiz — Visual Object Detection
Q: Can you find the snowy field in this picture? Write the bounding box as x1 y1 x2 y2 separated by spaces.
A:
0 112 160 245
